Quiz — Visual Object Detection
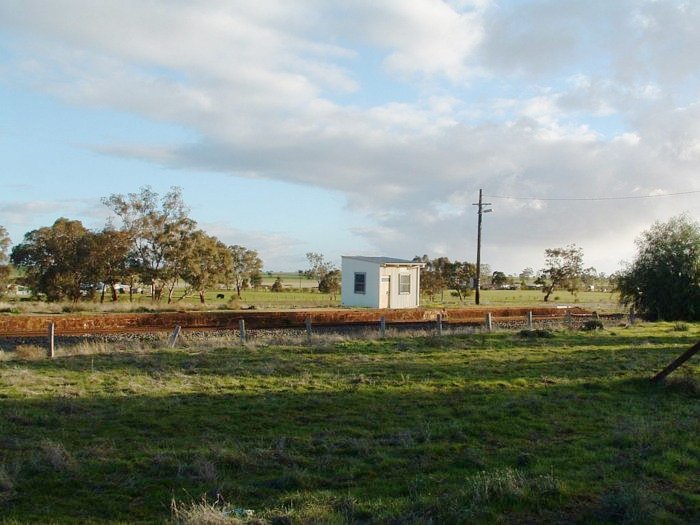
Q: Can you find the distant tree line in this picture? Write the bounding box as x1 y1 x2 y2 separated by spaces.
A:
412 255 478 302
8 186 263 303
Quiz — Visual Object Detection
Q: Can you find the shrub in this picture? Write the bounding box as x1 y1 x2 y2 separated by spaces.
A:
270 278 283 292
581 319 604 331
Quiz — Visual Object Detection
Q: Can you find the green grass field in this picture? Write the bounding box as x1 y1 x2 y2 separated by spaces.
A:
1 288 622 314
1 322 698 523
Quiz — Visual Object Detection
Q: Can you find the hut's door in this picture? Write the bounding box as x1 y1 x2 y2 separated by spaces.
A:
380 276 391 308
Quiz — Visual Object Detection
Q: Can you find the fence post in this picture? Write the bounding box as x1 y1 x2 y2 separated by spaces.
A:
565 310 572 329
305 316 312 338
380 316 386 338
485 312 493 332
168 325 181 348
47 322 55 359
651 341 700 383
527 311 533 330
437 313 443 336
239 319 246 345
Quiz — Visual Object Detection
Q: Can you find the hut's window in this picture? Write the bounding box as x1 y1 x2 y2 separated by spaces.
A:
399 274 411 294
354 272 366 294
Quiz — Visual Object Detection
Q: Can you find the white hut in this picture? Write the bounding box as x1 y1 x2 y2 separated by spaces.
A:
341 256 425 309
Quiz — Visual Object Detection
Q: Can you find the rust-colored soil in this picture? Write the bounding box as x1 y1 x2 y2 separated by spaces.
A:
0 306 588 337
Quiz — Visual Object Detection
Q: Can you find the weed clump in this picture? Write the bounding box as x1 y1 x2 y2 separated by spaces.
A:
594 483 657 524
0 464 15 503
462 467 560 505
517 329 553 338
671 322 689 332
39 440 75 471
170 495 259 525
14 345 46 360
662 373 699 396
581 319 605 331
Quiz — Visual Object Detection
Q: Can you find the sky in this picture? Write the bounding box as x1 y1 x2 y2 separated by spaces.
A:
1 0 699 274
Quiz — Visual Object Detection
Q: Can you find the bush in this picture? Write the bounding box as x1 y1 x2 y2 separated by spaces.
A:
616 215 700 321
581 319 604 331
270 278 283 293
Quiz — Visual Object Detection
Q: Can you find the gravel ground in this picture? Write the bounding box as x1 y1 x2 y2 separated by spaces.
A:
0 315 624 352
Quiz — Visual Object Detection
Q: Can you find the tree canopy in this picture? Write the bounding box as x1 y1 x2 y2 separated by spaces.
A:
540 244 584 301
616 215 700 321
11 218 96 301
228 245 263 298
102 186 195 301
305 252 336 288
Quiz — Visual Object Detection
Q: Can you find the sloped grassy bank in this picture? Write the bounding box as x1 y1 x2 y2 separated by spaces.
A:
0 323 698 524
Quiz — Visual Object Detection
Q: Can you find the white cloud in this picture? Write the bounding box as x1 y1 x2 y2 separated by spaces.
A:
1 0 699 272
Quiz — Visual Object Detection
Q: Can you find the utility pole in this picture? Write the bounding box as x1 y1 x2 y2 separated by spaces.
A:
472 189 492 305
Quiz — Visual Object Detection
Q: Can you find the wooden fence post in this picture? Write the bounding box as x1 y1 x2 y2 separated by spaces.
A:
652 341 700 383
239 319 246 345
485 312 493 332
436 313 443 336
527 311 533 330
565 310 572 329
305 316 312 338
380 316 386 338
168 325 181 348
48 322 55 359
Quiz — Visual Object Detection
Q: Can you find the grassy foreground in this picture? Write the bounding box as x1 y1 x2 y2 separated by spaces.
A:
0 323 698 524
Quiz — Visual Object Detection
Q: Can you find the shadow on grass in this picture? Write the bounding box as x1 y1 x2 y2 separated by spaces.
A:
1 370 698 523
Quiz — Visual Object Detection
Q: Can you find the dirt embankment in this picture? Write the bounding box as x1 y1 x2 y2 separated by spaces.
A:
0 306 590 337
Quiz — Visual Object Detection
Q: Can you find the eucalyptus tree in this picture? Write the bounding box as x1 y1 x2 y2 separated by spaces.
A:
227 245 263 298
305 252 335 288
90 228 132 302
540 244 584 302
180 231 231 304
10 218 96 301
102 186 195 301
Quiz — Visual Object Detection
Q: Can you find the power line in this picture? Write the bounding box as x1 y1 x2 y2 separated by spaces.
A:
484 190 700 202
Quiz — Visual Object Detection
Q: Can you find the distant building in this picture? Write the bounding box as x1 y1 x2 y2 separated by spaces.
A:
341 256 425 309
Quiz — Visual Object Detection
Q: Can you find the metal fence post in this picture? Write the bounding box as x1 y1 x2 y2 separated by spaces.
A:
168 325 182 348
48 322 55 359
485 312 493 332
239 319 246 345
437 313 443 336
380 316 386 338
305 316 312 338
527 311 533 330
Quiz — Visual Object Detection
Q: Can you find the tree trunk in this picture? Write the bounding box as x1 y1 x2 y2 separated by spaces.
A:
199 290 206 304
543 285 554 302
100 285 106 304
111 283 118 302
